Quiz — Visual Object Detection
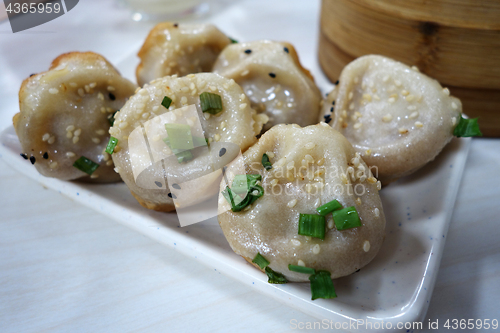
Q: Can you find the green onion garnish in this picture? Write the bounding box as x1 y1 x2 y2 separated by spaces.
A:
229 37 238 43
161 96 172 109
108 110 118 126
252 252 270 270
316 199 342 216
231 174 261 194
175 150 194 163
222 174 264 212
165 123 194 150
265 267 288 284
332 206 362 230
200 92 223 114
453 114 482 137
309 270 337 300
288 264 315 275
298 214 326 240
261 153 272 170
105 137 118 155
73 156 99 175
192 136 208 147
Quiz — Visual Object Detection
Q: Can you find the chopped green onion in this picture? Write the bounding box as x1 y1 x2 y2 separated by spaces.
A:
73 156 99 175
108 110 118 126
105 137 118 155
222 175 264 212
316 199 342 216
332 206 362 230
309 270 337 300
229 37 238 43
453 115 482 137
200 92 223 114
175 150 193 163
231 174 261 194
298 214 326 240
161 96 172 109
192 136 208 147
265 267 288 284
252 253 270 270
288 264 315 275
261 153 272 170
165 123 194 150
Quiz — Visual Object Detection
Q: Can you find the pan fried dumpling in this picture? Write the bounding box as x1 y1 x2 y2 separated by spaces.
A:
321 55 462 183
110 73 268 212
218 123 386 282
136 22 231 86
213 40 322 131
13 52 137 183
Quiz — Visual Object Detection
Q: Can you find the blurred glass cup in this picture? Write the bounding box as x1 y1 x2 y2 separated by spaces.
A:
121 0 210 21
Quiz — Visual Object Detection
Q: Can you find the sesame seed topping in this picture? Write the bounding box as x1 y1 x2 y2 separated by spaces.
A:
47 136 55 144
365 149 372 156
394 80 402 87
69 82 77 88
388 97 396 103
96 129 105 136
415 121 423 128
268 73 276 78
452 117 457 126
356 197 362 205
362 93 372 102
297 259 305 266
382 75 389 82
382 114 393 122
239 103 247 110
317 158 324 166
314 198 322 207
240 70 249 77
49 88 59 94
92 137 101 144
107 86 115 92
214 134 220 141
180 96 187 104
373 94 380 100
74 128 81 137
244 49 252 54
66 152 75 158
442 88 450 96
78 88 85 97
106 160 113 166
66 132 73 139
49 161 58 169
42 133 50 141
406 95 415 102
305 236 312 241
118 122 128 129
291 239 301 246
90 174 99 179
374 208 380 218
287 199 297 208
312 244 320 254
376 181 382 191
411 66 419 72
363 241 370 252
305 184 312 193
451 102 458 110
353 122 362 129
367 176 377 184
72 136 79 144
398 127 409 134
266 151 275 158
270 179 279 186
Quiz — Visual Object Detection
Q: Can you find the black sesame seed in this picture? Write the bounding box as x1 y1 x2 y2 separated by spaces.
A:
219 147 226 157
269 73 276 78
284 47 289 53
244 49 252 54
109 93 116 101
172 183 181 190
155 181 163 188
20 153 28 160
325 117 332 124
30 73 36 77
173 23 178 27
324 115 331 120
168 192 177 199
335 80 339 85
330 107 334 112
42 152 49 159
355 269 361 273
332 101 335 105
29 156 36 165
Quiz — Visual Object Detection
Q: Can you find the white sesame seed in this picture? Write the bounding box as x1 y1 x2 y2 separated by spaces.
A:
42 133 50 141
74 128 81 137
452 117 457 126
89 82 96 88
96 129 105 136
66 132 73 139
451 102 458 110
49 161 58 169
297 259 305 266
118 122 128 129
354 122 362 129
327 217 334 229
47 136 55 144
287 199 297 208
275 157 287 167
142 112 150 119
442 88 450 96
398 127 409 134
90 174 99 179
314 198 322 207
407 105 417 111
78 88 85 97
304 154 314 163
305 236 312 241
66 152 75 158
239 103 247 110
270 179 279 186
415 121 423 128
291 239 301 246
209 86 216 92
401 90 409 96
367 177 377 184
106 160 113 166
374 208 380 218
305 184 312 193
356 197 362 205
305 142 315 150
406 95 415 102
388 85 396 92
349 103 355 111
388 97 396 103
286 161 295 170
363 240 371 252
365 149 372 156
411 66 419 72
107 86 115 92
373 94 380 100
97 92 104 101
84 85 90 93
92 137 101 144
181 87 189 93
362 93 372 102
394 80 402 87
180 96 187 104
382 75 389 82
69 82 77 88
312 244 320 254
241 69 249 76
49 88 59 94
376 181 382 191
72 136 79 144
214 134 220 141
317 158 324 166
266 151 275 158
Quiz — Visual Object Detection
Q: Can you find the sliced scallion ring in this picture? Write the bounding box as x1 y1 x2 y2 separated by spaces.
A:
332 206 362 230
200 92 223 114
105 137 118 155
265 267 288 284
316 199 342 216
261 153 272 170
288 264 315 275
309 270 337 300
165 123 194 150
298 214 326 240
161 96 172 109
453 114 482 137
252 253 270 270
73 156 99 175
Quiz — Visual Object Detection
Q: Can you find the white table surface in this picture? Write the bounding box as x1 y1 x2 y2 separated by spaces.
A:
1 1 499 332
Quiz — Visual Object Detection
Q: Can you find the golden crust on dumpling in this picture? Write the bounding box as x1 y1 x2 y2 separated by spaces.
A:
218 123 386 282
14 51 137 183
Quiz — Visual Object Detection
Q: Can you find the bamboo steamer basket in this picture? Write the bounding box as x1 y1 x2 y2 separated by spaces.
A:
318 0 500 136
